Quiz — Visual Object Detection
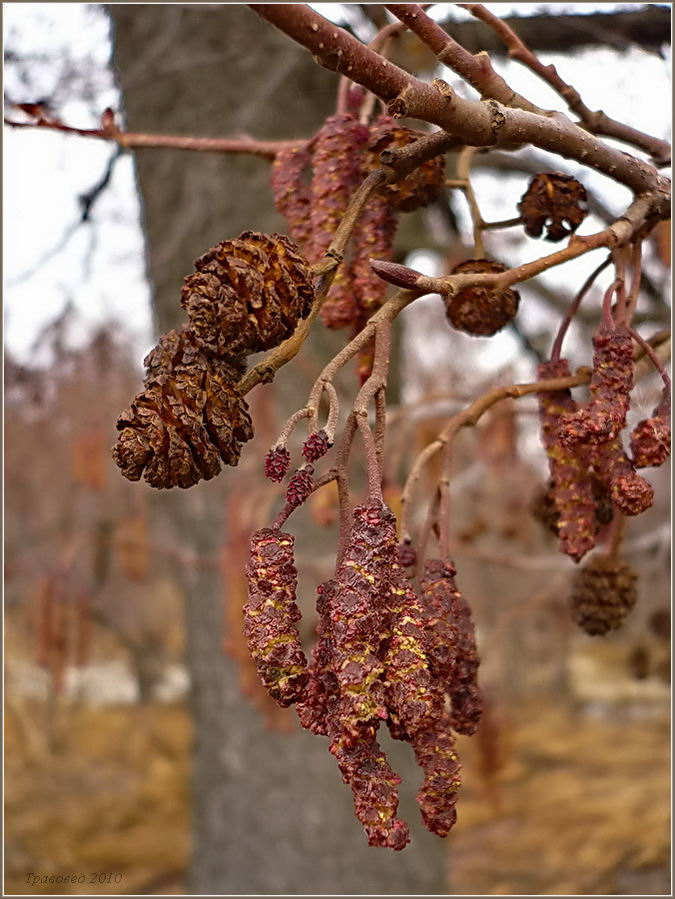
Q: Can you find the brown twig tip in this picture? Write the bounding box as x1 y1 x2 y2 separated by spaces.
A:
369 259 423 289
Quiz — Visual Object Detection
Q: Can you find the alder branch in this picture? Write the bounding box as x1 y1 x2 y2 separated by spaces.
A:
250 4 671 203
385 3 544 114
459 3 671 166
5 107 302 158
373 193 662 297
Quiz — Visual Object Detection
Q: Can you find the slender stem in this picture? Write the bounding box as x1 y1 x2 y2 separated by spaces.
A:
456 146 485 257
357 414 384 501
437 475 451 561
482 216 523 230
623 240 644 325
322 382 341 442
273 407 312 449
612 245 629 323
416 486 442 578
601 278 622 328
334 414 358 568
407 195 660 297
550 255 612 363
607 512 626 562
374 387 387 472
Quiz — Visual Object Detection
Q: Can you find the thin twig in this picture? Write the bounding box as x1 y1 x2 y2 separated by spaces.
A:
456 146 485 257
5 110 301 158
251 4 670 198
459 3 671 165
385 3 544 114
623 240 644 325
550 255 612 362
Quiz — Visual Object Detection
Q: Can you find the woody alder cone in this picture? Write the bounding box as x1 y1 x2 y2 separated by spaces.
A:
180 231 315 358
518 172 588 242
113 328 253 489
445 260 520 337
570 554 638 636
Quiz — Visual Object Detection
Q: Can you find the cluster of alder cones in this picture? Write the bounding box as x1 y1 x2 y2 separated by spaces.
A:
113 232 315 489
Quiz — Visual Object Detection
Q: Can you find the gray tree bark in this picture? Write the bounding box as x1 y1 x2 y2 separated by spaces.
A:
108 6 447 893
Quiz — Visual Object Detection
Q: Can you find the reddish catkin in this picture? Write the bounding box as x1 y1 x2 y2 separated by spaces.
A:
537 359 598 562
329 503 397 744
297 579 410 851
296 580 340 737
302 429 331 463
589 435 655 516
309 113 369 264
350 193 399 317
630 386 671 469
413 713 462 838
329 725 410 851
382 564 436 740
270 145 313 253
286 466 315 508
419 558 483 735
264 446 291 483
244 528 308 706
448 585 483 736
418 559 462 683
560 323 634 447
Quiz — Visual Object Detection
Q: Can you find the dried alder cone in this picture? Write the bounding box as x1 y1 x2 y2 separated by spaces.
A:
570 554 638 636
181 231 315 358
244 528 308 706
113 327 253 489
114 231 316 488
518 173 588 242
445 259 520 337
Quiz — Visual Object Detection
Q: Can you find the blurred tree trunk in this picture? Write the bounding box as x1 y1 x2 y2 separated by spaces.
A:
109 6 446 893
